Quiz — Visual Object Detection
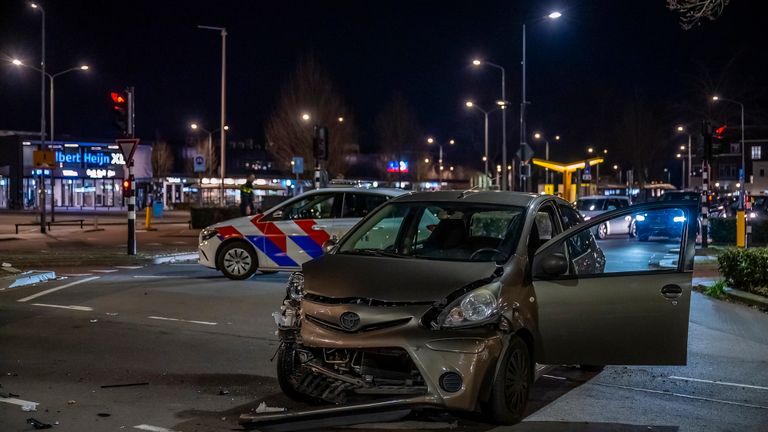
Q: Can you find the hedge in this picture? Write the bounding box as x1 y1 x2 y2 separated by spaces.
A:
710 217 768 244
190 207 242 229
718 247 768 296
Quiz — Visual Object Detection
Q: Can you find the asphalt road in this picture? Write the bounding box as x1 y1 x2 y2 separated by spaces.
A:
1 248 767 432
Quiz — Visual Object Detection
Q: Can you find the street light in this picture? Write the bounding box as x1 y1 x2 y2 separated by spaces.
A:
27 1 46 232
471 58 508 190
520 10 563 192
675 125 693 189
427 137 455 188
465 100 500 181
198 24 228 205
301 113 311 121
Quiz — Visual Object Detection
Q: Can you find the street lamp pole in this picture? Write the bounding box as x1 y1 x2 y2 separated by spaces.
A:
472 60 508 190
465 101 500 186
198 25 227 206
30 2 46 232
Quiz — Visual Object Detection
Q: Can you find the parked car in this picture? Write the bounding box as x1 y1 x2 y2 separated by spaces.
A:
198 187 406 279
575 195 634 239
272 191 696 424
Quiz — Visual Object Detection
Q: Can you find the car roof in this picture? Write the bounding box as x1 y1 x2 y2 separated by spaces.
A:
305 187 407 197
578 195 628 200
390 190 547 207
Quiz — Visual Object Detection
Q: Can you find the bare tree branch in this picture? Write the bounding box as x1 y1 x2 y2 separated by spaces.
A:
667 0 730 29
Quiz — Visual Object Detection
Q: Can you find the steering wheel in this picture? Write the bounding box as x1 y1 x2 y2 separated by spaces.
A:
470 248 502 260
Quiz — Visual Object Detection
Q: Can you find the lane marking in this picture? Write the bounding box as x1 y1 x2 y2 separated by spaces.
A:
60 273 93 277
17 276 100 303
133 425 177 432
91 269 118 273
669 375 768 391
594 382 768 410
542 374 567 380
31 303 93 311
147 315 217 326
115 265 143 270
0 397 39 409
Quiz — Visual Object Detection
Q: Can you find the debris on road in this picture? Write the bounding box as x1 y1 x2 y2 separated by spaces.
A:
67 400 76 405
0 391 21 398
22 404 38 411
100 382 149 389
255 402 285 413
217 389 230 396
89 319 98 323
26 417 52 429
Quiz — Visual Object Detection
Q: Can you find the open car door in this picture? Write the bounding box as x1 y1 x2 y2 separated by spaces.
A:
531 202 697 366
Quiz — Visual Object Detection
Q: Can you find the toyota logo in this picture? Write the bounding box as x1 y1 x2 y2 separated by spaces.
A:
339 312 360 330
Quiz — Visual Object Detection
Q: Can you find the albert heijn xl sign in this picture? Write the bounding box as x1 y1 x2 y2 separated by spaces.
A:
55 148 126 167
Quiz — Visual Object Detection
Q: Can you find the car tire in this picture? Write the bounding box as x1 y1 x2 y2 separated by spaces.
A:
217 240 258 280
276 343 321 404
579 364 604 372
596 223 608 240
487 335 532 425
628 221 637 238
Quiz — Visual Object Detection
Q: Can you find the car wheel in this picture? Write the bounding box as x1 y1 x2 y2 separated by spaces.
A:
276 343 321 404
596 223 608 240
488 335 532 424
628 221 637 238
217 240 257 280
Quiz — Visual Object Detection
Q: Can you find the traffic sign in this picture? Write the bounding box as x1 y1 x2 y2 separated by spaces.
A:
582 165 592 181
292 156 304 174
194 155 206 173
116 138 140 165
33 150 55 168
516 143 534 163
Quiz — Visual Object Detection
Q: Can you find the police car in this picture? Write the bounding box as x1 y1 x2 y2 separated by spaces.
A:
198 187 407 279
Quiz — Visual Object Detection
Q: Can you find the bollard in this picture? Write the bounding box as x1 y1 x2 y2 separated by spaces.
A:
736 210 746 248
145 205 153 230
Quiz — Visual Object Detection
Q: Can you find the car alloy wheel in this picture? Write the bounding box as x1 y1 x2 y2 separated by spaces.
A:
504 344 530 414
488 335 532 424
218 241 258 280
597 223 608 239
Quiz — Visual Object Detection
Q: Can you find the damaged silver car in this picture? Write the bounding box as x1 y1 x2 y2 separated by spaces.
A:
271 191 696 424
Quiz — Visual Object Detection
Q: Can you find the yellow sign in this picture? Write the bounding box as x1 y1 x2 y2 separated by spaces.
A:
544 184 555 195
33 150 56 168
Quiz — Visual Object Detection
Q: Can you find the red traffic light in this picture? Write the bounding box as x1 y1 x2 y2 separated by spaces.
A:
122 179 130 190
714 125 727 139
111 92 126 105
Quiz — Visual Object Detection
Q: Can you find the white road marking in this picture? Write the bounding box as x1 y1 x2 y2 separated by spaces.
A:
147 315 217 326
31 303 93 311
594 382 768 410
60 273 93 277
114 265 143 270
0 397 39 409
133 425 177 432
542 374 567 380
669 375 768 391
91 269 118 273
17 276 100 303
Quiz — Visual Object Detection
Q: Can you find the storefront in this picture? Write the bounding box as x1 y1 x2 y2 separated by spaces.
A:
0 138 152 210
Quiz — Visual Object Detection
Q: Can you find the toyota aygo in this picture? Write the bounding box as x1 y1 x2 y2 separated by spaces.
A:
272 191 697 424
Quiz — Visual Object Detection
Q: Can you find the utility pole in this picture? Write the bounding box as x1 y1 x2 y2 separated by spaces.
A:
198 25 228 206
127 87 136 256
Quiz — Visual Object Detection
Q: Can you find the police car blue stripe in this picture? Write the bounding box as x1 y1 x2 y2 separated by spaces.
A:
258 236 299 267
289 235 324 260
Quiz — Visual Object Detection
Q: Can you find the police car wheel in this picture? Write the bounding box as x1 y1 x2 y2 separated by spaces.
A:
218 241 257 280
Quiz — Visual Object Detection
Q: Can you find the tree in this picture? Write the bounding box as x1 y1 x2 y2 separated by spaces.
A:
151 140 174 177
667 0 730 29
374 93 425 182
265 55 357 177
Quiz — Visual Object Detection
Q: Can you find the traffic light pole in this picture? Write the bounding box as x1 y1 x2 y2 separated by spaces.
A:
127 88 136 255
701 160 709 248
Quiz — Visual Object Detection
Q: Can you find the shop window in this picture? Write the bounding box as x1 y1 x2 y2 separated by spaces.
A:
752 145 762 160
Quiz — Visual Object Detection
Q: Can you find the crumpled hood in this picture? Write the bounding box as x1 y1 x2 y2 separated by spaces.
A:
302 254 499 302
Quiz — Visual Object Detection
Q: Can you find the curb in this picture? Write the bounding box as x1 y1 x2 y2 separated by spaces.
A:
2 270 57 290
724 287 768 308
152 252 198 264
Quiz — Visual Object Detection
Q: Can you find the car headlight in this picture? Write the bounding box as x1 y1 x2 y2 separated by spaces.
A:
439 283 499 328
636 214 646 222
200 228 218 241
286 272 304 301
673 216 686 223
749 212 757 219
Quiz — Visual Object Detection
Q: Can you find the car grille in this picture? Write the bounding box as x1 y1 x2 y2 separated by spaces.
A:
305 314 411 333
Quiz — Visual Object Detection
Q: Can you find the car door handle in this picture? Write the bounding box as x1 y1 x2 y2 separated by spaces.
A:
312 225 328 231
660 284 683 299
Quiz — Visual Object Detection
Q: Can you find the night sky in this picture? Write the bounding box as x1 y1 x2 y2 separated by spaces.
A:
1 1 765 175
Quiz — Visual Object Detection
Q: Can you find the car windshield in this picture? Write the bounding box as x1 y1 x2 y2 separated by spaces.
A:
576 199 605 211
337 202 525 262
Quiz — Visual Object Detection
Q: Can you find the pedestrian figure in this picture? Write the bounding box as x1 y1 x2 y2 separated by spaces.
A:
239 174 256 216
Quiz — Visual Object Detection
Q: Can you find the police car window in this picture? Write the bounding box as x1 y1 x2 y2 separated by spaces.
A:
273 194 335 220
342 193 388 218
606 199 619 211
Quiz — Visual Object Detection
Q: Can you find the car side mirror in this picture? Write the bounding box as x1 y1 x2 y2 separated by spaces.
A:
540 253 568 276
322 237 338 253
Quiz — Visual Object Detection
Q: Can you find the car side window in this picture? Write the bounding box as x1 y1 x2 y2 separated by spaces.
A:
528 203 559 256
266 194 336 221
342 193 389 218
558 204 583 230
606 199 618 211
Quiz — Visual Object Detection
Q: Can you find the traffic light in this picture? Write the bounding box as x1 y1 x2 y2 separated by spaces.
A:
702 120 713 161
313 126 329 161
122 178 132 197
111 90 128 135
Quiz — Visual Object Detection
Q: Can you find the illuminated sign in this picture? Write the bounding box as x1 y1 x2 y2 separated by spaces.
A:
55 151 126 166
387 160 409 173
86 169 116 179
62 169 79 177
